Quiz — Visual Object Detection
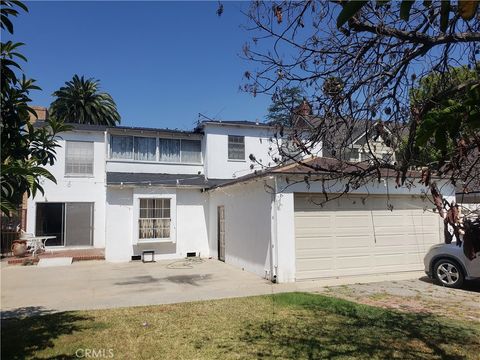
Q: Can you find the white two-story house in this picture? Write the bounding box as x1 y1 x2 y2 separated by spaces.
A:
27 116 455 283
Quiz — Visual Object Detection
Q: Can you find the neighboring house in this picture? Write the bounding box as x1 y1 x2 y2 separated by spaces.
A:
27 112 455 283
283 99 398 164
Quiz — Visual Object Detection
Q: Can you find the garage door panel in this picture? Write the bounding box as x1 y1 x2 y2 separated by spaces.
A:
294 194 442 281
336 255 372 269
295 237 334 249
336 236 372 248
334 228 374 238
296 248 337 258
295 215 332 228
297 257 334 271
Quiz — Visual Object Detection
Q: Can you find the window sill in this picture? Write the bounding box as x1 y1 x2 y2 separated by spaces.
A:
137 238 175 244
227 159 246 162
64 175 95 178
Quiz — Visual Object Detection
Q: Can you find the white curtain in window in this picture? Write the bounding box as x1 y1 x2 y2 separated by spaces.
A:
134 137 156 161
181 140 201 163
111 135 133 159
159 139 180 162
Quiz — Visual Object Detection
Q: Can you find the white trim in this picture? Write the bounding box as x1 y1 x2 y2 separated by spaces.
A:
132 189 177 245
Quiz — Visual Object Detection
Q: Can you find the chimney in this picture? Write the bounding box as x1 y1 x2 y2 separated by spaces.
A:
294 98 312 117
29 106 48 124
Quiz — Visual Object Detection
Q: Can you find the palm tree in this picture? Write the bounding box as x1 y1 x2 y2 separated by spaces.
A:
49 75 121 126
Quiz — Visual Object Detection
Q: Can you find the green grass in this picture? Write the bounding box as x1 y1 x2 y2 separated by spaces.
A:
2 292 479 359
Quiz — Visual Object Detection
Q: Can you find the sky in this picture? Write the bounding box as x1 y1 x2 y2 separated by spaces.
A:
7 1 271 130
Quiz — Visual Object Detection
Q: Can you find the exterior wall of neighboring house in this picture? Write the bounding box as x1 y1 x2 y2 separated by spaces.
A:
457 192 480 217
26 130 107 248
344 133 396 163
105 186 209 262
202 124 278 179
208 178 274 279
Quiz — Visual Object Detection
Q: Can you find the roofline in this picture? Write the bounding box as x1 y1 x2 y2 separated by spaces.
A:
208 167 448 191
106 183 208 189
108 126 202 137
198 121 275 130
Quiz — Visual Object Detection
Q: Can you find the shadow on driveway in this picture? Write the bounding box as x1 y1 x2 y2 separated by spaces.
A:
115 274 213 287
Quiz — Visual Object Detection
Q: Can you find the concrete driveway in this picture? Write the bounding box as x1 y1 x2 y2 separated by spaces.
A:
1 259 276 316
2 258 479 321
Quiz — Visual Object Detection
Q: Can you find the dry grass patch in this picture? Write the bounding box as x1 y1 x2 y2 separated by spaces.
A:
2 293 479 359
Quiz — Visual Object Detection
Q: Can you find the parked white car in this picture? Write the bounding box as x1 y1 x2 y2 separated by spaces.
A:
424 242 480 288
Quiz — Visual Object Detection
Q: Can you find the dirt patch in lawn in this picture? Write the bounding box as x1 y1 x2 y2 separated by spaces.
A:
319 278 480 323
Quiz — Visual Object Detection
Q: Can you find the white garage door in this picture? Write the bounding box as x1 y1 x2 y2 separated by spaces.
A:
294 194 442 281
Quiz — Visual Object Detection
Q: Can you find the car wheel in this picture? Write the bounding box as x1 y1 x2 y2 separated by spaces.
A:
433 259 464 289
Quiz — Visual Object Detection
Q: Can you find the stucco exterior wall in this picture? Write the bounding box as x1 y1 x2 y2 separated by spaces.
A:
105 186 209 262
26 130 107 248
208 179 274 279
203 125 277 179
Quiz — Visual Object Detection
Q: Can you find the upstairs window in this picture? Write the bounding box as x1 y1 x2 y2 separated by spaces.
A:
134 137 156 161
159 138 181 162
110 134 201 164
181 140 202 163
228 135 245 160
110 135 133 159
65 141 94 176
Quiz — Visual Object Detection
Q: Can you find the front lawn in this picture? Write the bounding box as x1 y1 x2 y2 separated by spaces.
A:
2 292 479 359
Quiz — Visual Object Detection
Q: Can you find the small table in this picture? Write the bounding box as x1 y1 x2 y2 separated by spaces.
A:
26 236 57 257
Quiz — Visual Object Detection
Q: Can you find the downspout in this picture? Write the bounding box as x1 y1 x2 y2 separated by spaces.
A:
270 175 279 283
103 130 108 254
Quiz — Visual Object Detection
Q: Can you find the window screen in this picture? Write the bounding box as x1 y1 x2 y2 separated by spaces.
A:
228 135 245 160
65 141 94 176
139 198 171 239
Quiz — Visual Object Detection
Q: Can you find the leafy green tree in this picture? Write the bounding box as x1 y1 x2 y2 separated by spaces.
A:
413 66 479 163
266 87 305 126
1 0 71 214
49 75 121 126
337 0 479 31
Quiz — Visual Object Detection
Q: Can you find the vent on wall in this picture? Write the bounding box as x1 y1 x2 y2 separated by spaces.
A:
131 255 141 261
186 252 197 258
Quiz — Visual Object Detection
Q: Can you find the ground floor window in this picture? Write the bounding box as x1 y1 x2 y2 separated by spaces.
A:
138 198 171 240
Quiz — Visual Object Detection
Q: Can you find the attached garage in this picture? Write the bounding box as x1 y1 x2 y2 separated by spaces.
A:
294 193 442 281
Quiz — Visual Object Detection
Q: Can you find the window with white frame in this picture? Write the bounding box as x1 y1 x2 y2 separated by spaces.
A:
65 141 94 176
138 198 171 240
228 135 245 160
110 135 201 164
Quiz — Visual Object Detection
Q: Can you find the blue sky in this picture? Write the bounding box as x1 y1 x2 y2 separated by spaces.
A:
8 1 271 129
